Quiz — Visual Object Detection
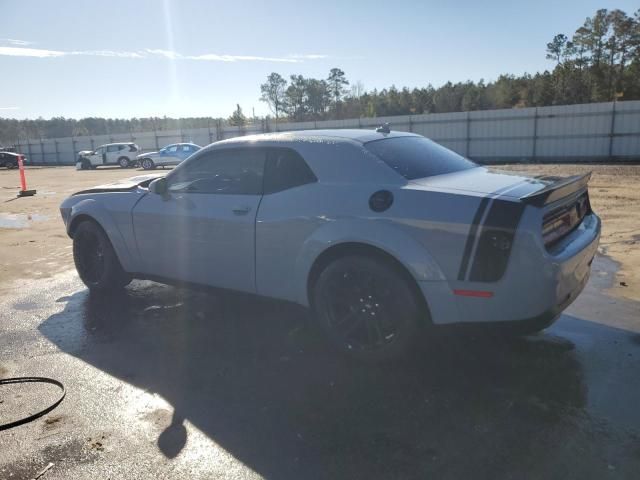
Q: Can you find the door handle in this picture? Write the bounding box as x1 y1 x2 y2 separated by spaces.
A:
232 205 251 215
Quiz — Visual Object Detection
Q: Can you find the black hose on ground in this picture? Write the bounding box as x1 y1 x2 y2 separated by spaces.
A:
0 377 66 431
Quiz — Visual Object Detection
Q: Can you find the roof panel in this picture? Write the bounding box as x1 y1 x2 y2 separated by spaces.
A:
215 129 418 146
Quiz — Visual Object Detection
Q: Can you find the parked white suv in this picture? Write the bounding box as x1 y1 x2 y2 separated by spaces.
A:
77 143 140 169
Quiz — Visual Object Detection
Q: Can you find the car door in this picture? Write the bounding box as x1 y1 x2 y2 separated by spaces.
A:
177 144 194 164
91 146 105 166
158 145 180 166
132 147 266 292
0 153 11 168
255 148 319 302
106 145 120 164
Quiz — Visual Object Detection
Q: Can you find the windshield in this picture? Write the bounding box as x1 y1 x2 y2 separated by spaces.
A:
365 136 477 180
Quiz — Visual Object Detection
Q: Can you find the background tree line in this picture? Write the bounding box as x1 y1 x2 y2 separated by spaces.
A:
1 7 638 144
261 8 640 121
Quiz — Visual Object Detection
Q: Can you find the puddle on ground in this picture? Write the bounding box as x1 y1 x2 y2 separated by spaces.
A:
0 213 48 229
588 254 620 290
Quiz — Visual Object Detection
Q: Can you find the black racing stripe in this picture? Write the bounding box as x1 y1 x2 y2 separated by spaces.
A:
457 180 530 282
468 199 526 282
457 196 491 281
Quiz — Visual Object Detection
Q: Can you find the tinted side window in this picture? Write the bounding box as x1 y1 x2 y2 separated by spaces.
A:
167 145 178 153
107 145 119 152
263 148 317 194
365 136 477 180
168 148 265 195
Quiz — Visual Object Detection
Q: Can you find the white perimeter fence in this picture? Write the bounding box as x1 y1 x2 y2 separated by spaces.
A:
11 100 640 165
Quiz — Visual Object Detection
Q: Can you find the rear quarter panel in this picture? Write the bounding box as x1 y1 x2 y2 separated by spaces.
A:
255 182 459 306
391 187 486 281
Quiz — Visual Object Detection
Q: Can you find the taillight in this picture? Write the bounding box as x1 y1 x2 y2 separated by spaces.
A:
543 192 590 247
543 213 572 245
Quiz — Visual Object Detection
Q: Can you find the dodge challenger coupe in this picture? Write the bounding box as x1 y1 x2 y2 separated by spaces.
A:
60 128 600 361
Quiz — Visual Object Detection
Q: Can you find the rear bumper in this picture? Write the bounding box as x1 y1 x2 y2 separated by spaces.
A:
421 213 600 327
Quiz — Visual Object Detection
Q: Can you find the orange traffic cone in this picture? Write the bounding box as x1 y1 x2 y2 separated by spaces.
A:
17 155 36 197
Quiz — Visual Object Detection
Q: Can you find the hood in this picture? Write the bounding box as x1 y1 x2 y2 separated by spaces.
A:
137 151 159 159
73 173 166 195
78 150 93 156
407 167 564 200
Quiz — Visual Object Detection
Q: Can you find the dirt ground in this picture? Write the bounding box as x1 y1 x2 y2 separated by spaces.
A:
0 167 143 296
0 164 639 301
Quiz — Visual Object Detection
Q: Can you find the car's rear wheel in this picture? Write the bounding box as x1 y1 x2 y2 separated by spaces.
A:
118 157 130 168
312 255 422 362
141 158 155 170
73 220 131 291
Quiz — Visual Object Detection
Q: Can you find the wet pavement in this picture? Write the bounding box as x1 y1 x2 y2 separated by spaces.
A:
0 212 48 229
0 256 639 479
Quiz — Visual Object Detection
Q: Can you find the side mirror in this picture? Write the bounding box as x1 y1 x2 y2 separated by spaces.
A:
149 177 168 195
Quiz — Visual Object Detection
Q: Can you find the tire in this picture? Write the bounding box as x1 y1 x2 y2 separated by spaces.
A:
141 158 155 170
118 156 130 168
81 159 92 170
311 255 423 362
5 160 15 169
73 220 131 291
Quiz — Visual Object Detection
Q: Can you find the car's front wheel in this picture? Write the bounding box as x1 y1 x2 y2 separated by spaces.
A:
5 160 16 169
312 255 423 362
118 157 130 168
73 220 131 291
141 158 155 170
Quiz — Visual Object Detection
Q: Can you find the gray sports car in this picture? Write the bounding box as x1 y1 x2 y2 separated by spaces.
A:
60 128 600 361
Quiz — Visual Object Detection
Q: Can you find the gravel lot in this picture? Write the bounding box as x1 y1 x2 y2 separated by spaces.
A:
1 164 639 479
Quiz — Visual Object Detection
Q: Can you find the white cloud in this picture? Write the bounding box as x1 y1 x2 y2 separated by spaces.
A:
145 48 302 63
71 50 145 59
186 53 299 63
0 45 325 63
288 54 328 60
1 38 33 46
0 106 20 110
144 48 181 60
0 46 65 58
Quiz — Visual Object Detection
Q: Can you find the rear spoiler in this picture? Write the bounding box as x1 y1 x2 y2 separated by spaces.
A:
520 172 591 207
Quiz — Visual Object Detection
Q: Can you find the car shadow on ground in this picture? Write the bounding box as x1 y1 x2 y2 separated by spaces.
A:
37 281 635 479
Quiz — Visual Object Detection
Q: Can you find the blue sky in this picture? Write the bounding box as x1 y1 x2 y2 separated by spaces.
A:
1 0 637 119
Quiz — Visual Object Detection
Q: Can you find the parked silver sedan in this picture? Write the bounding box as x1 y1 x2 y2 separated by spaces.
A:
137 143 201 170
60 129 600 361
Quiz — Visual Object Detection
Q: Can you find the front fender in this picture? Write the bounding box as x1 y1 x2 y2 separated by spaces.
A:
293 218 446 306
63 196 139 273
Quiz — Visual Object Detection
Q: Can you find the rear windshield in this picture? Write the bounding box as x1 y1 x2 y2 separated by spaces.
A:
365 136 477 180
